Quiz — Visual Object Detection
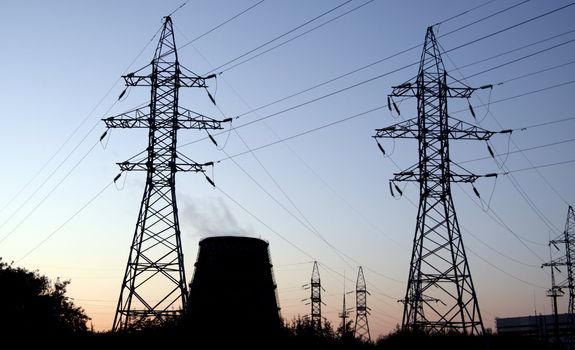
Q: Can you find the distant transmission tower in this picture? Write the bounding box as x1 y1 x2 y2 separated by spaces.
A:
338 284 353 338
543 205 575 337
373 26 493 334
354 267 371 341
310 261 323 329
543 248 564 343
104 16 229 331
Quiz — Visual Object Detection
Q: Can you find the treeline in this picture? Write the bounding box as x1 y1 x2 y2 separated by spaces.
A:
0 260 559 349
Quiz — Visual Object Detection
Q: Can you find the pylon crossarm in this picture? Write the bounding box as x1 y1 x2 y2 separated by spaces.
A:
391 81 418 97
179 107 230 129
103 107 150 128
117 160 206 172
446 86 475 98
373 118 418 139
122 72 209 88
447 118 494 140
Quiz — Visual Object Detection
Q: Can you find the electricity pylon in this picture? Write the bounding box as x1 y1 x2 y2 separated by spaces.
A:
104 16 229 331
310 261 323 329
549 206 575 316
354 266 371 341
543 205 575 340
373 26 493 334
338 286 353 339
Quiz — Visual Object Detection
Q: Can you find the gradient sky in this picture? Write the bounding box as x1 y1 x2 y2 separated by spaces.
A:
1 0 574 337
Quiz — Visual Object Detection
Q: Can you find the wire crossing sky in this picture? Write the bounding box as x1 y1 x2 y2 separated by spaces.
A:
0 0 574 336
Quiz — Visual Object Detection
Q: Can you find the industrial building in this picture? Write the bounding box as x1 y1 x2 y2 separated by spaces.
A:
496 313 574 346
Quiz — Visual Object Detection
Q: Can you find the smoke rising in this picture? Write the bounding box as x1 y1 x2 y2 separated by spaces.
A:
180 196 254 238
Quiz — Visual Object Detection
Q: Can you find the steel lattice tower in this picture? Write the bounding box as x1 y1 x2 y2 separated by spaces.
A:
373 27 493 334
354 267 371 341
543 206 575 330
104 16 228 331
551 205 575 316
310 261 322 329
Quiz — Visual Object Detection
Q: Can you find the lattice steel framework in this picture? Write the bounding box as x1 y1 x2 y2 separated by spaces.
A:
373 27 493 334
354 267 371 341
310 261 322 329
104 16 228 331
543 206 575 332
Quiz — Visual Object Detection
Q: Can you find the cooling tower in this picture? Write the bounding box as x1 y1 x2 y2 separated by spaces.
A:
188 236 282 340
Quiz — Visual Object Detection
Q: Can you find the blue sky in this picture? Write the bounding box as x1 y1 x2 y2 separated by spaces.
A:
0 0 574 336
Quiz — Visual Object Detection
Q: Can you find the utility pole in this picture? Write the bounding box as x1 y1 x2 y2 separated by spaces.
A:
373 26 492 334
354 266 371 341
104 16 229 331
310 261 323 330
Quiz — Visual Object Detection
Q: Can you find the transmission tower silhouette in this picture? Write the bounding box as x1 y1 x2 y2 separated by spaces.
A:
103 16 229 331
543 205 575 338
373 26 493 334
338 284 353 338
310 261 323 329
354 266 371 341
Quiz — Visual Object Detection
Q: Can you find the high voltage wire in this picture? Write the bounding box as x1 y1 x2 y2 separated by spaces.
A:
460 135 575 165
436 0 531 38
214 78 575 163
10 1 572 330
181 15 414 289
0 25 164 242
1 3 267 260
179 0 266 49
446 2 575 53
384 152 547 289
177 25 368 272
180 7 575 150
215 0 534 121
0 140 101 246
16 180 115 263
441 44 566 238
210 0 527 76
206 0 355 74
216 0 377 74
457 28 575 70
465 37 575 80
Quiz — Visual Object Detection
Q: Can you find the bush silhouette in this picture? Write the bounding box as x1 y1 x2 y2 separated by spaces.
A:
0 259 90 335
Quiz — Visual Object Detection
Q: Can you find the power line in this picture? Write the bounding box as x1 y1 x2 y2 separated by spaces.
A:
16 180 114 263
460 135 575 165
167 0 191 17
214 78 575 164
432 0 498 27
446 2 575 53
491 158 575 175
457 28 575 70
0 140 101 246
216 185 315 261
467 249 547 289
383 156 547 288
225 0 534 122
437 0 531 38
498 58 575 85
179 0 267 49
181 19 575 152
464 37 575 80
0 24 164 238
218 0 377 73
441 43 565 238
206 0 354 73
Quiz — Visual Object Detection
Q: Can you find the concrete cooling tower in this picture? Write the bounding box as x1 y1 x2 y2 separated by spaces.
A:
188 236 282 340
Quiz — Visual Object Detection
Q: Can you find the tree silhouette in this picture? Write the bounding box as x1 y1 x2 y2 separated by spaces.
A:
0 259 90 335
